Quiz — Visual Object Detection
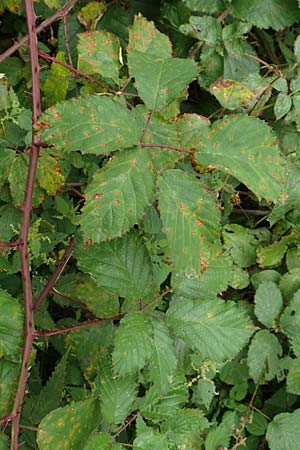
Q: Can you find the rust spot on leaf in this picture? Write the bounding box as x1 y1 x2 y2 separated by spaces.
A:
179 203 185 210
196 219 203 227
114 199 120 205
93 193 102 200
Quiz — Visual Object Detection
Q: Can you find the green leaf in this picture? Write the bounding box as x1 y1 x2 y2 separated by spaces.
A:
75 231 158 301
128 51 198 110
280 288 300 338
112 312 153 376
287 358 300 395
274 93 292 120
246 411 268 436
184 0 225 14
162 409 209 449
266 409 300 450
0 433 9 450
194 115 286 202
9 155 44 207
173 249 233 298
133 429 171 450
193 379 216 409
180 15 222 48
0 149 14 189
77 31 121 82
23 353 68 424
254 281 283 327
247 330 282 383
148 318 177 393
211 78 254 110
36 151 64 196
0 359 20 417
140 371 188 420
84 432 123 450
205 411 237 450
65 323 114 381
229 0 300 30
279 269 300 301
223 224 257 267
167 297 254 362
158 169 221 274
97 360 137 424
0 204 21 242
37 399 100 450
79 149 155 243
38 95 140 154
42 51 69 108
257 235 293 268
0 288 23 362
55 274 120 318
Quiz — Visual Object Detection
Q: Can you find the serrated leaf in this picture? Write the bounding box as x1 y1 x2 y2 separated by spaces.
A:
286 358 300 395
36 151 64 196
0 149 14 188
148 318 177 393
112 312 153 375
38 95 140 154
266 409 300 450
254 281 283 327
184 0 225 14
158 169 221 274
180 15 222 48
167 297 254 362
0 359 20 417
162 409 209 449
173 248 233 298
97 361 137 425
128 51 198 110
274 93 292 120
229 0 300 30
257 235 293 268
128 14 172 59
0 289 23 361
23 353 68 424
77 31 120 82
193 379 216 409
75 231 158 301
133 429 171 450
280 288 300 338
79 149 155 243
211 78 254 110
37 399 100 450
194 115 286 202
279 269 300 301
140 371 188 420
247 330 282 384
0 204 21 242
205 411 237 450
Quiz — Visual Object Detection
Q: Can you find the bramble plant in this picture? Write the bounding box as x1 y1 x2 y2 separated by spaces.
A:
1 0 300 449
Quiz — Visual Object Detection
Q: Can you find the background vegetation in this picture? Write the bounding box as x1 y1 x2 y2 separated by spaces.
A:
1 0 300 448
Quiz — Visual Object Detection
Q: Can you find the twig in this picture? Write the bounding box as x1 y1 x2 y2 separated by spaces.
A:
32 238 76 312
140 110 153 144
10 1 41 448
232 208 269 216
33 314 125 338
140 143 194 155
0 240 20 248
38 50 112 91
113 414 138 439
141 288 173 312
0 0 78 63
51 287 86 307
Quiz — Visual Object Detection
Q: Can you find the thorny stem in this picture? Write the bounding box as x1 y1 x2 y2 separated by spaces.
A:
0 0 78 63
140 143 195 155
33 314 125 338
32 237 76 312
10 1 41 448
0 240 20 248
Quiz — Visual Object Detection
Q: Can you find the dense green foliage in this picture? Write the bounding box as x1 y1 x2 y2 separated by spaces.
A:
2 0 300 448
